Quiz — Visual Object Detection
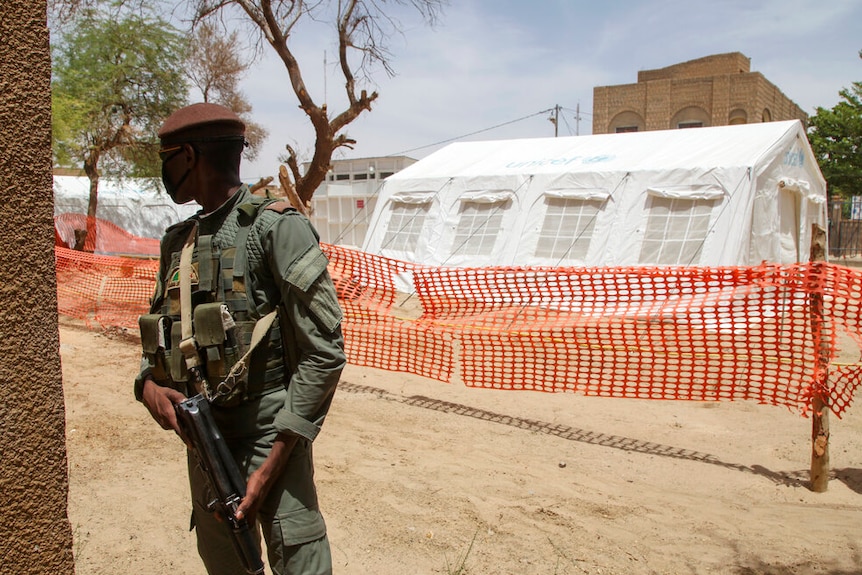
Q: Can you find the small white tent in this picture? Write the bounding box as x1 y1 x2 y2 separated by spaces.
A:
363 120 826 274
53 175 200 239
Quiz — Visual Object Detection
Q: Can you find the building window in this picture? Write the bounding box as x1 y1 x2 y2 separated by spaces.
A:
451 196 510 257
383 201 430 253
354 173 368 180
639 195 717 265
728 109 747 125
671 106 710 130
762 108 772 122
609 110 645 134
335 174 350 181
536 197 603 262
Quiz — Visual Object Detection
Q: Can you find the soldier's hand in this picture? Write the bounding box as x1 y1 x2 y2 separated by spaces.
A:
236 433 298 525
141 378 187 437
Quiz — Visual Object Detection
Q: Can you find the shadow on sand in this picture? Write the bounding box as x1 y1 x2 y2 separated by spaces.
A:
340 381 862 494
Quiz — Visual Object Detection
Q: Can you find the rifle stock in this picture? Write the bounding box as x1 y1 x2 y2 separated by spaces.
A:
176 394 265 575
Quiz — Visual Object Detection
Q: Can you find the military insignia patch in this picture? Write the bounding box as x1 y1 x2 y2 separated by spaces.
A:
166 261 200 291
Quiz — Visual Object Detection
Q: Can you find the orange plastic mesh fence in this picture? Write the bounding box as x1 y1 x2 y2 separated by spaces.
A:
55 213 161 256
327 245 862 417
54 219 862 417
56 246 158 330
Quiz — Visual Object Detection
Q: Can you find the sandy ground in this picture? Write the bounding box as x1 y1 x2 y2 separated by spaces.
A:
61 317 862 575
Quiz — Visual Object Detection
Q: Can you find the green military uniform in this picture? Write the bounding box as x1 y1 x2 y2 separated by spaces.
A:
135 185 345 575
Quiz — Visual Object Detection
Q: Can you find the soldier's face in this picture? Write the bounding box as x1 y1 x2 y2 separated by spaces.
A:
159 144 194 204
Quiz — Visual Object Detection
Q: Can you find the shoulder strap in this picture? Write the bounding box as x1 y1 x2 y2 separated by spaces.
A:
178 223 204 379
213 309 279 400
237 195 272 219
265 200 295 214
197 235 215 293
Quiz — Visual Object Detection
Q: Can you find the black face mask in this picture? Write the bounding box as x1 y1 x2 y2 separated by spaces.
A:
161 148 192 202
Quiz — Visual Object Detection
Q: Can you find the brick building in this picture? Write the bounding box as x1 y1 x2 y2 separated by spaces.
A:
592 52 807 134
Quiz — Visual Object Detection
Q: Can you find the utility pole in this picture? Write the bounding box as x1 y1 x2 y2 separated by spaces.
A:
555 104 560 137
548 104 561 137
575 102 581 136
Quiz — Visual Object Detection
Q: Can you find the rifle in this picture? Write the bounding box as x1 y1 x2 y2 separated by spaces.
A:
175 394 266 575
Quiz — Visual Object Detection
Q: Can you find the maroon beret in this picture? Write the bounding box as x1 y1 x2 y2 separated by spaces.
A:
158 103 246 142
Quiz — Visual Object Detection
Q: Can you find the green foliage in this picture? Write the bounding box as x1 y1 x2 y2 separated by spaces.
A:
51 90 86 168
51 5 188 178
808 53 862 199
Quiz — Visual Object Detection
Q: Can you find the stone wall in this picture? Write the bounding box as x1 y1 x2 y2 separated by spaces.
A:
593 52 807 134
0 1 76 573
637 52 751 82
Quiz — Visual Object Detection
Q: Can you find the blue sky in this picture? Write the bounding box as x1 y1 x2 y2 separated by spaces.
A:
234 0 862 180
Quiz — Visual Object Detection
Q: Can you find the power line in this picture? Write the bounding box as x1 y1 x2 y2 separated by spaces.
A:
561 105 591 117
243 104 589 180
387 107 558 157
560 112 576 136
561 104 589 136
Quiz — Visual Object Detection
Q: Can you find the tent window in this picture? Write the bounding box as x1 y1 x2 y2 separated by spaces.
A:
452 200 507 257
639 196 716 265
383 201 430 252
536 197 603 261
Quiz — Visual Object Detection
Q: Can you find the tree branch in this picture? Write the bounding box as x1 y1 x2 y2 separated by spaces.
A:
249 175 274 194
279 164 310 216
192 0 446 201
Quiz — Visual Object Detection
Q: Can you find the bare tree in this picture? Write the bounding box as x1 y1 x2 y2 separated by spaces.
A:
191 0 446 207
49 0 150 27
187 20 269 160
49 0 94 24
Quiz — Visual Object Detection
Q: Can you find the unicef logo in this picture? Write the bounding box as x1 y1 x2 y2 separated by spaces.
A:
783 149 805 167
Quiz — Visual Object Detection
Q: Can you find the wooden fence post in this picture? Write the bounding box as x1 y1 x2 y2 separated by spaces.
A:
809 223 830 492
830 199 841 258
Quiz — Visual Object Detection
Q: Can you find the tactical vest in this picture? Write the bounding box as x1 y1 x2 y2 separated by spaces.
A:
139 197 287 406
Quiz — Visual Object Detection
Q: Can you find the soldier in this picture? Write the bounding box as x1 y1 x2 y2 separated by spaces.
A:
135 102 345 575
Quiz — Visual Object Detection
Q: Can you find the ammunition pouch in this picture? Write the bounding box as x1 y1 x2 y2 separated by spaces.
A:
169 321 189 384
139 314 170 382
138 313 185 394
193 303 249 406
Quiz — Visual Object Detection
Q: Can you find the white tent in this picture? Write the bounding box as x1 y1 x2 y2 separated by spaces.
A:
362 120 827 275
53 175 200 239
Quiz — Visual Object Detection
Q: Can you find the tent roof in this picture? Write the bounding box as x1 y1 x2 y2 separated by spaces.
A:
390 120 819 180
364 119 828 274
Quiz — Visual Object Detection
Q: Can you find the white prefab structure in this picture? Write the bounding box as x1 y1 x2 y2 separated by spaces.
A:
363 120 827 271
308 156 416 248
309 183 380 249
